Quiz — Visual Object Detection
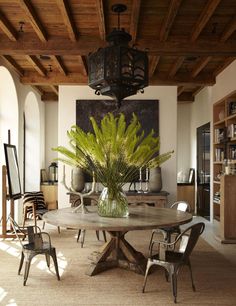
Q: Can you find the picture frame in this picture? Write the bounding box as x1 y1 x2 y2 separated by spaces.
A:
4 143 22 200
188 168 195 184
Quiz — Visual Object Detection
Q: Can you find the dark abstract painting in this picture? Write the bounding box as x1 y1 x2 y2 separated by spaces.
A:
76 99 159 137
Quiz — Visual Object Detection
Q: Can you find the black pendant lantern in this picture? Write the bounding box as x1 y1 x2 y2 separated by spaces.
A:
88 4 148 108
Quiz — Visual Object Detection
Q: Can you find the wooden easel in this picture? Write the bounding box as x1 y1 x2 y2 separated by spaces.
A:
0 130 18 238
0 165 16 238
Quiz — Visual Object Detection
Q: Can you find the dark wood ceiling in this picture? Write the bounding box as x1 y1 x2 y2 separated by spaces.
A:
0 0 236 102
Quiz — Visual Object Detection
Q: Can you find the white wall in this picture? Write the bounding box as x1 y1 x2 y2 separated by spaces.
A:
24 92 41 191
177 103 191 181
45 102 58 169
58 85 177 208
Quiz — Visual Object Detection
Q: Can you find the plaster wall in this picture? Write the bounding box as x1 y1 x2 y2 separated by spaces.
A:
45 102 58 169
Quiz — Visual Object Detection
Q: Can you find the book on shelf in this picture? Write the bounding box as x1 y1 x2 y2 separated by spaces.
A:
214 127 226 143
215 148 224 161
227 123 236 139
229 145 236 160
228 101 236 116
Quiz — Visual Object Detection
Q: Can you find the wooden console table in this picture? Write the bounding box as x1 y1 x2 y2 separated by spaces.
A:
69 191 169 208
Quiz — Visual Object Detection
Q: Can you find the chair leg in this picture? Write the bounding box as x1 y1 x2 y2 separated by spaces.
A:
18 252 25 275
23 255 33 286
77 229 81 242
102 231 107 242
170 266 178 303
148 231 155 250
50 248 60 281
142 260 154 293
164 269 169 282
77 229 86 247
81 229 86 248
188 261 196 291
57 226 60 234
45 253 50 267
95 230 100 240
42 221 45 229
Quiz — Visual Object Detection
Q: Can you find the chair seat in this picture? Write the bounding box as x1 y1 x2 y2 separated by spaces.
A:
23 241 51 252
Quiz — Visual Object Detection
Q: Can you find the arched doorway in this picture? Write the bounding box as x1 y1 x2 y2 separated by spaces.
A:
0 66 19 217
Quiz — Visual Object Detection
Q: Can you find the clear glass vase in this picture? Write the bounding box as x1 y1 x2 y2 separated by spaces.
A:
97 187 129 218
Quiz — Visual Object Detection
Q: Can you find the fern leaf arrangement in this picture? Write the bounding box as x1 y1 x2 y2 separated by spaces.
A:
53 112 173 217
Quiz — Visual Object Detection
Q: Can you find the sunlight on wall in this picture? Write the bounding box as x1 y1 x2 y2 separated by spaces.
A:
24 92 40 191
0 66 19 218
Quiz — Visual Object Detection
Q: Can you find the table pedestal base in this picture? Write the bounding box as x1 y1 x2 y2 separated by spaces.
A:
86 231 147 276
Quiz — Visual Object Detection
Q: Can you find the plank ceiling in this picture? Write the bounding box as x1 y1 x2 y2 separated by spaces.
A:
0 0 236 102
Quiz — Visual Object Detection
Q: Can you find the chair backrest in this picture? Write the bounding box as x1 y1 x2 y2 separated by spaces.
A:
170 201 190 212
179 222 205 262
9 216 26 248
23 191 47 211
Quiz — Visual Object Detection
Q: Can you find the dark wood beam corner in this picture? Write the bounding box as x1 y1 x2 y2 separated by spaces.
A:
178 92 195 103
96 0 106 41
159 0 183 42
149 56 160 78
1 55 24 76
26 55 47 77
130 0 141 43
0 10 18 41
19 0 47 42
190 0 221 42
56 0 78 42
41 92 58 102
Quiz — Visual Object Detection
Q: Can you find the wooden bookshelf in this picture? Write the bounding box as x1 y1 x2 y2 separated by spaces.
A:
213 90 236 243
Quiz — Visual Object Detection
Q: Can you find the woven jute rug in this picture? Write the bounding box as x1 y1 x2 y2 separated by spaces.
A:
0 223 236 306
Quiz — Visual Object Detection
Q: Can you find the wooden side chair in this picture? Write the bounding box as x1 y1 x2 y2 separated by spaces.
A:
23 191 60 233
9 216 60 286
149 201 191 249
143 222 205 303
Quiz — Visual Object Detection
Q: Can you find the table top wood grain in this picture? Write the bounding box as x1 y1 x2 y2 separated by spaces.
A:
43 206 192 231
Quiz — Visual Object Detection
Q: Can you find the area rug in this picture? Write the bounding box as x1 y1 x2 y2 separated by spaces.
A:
0 224 236 306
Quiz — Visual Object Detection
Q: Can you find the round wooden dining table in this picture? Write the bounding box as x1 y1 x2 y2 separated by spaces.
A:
43 206 192 276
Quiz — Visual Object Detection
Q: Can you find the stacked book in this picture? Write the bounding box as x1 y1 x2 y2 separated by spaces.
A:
227 123 236 139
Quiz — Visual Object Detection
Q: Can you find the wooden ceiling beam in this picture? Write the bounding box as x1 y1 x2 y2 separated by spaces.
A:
177 86 185 96
96 0 106 41
130 0 141 43
149 56 160 77
32 85 44 95
191 0 221 42
168 56 185 77
1 37 236 56
78 55 88 76
18 0 47 42
50 85 58 94
42 92 58 102
159 0 183 42
177 92 194 103
0 10 18 41
26 55 47 76
213 57 236 76
192 86 204 96
220 16 236 42
0 55 24 76
56 0 77 42
191 56 212 78
20 71 215 86
51 55 67 75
